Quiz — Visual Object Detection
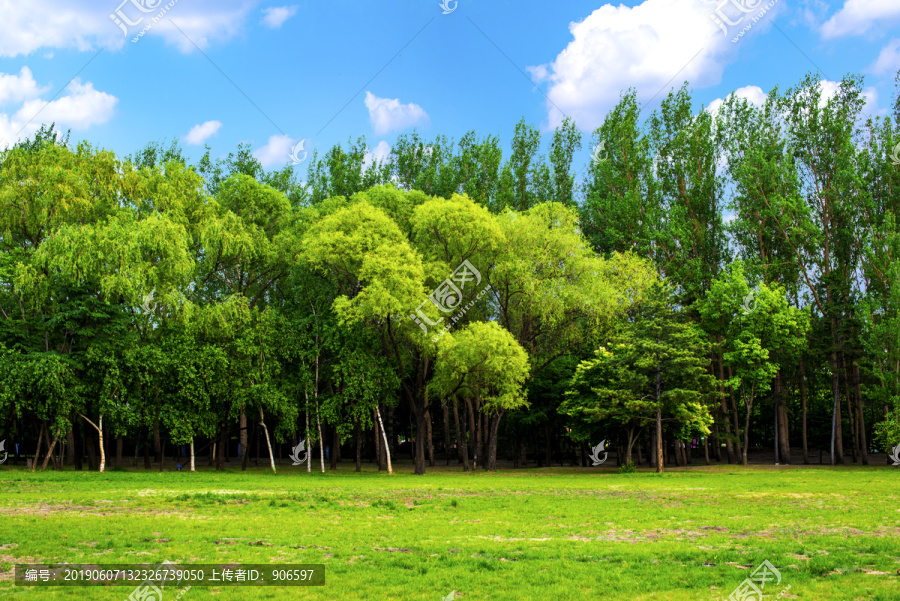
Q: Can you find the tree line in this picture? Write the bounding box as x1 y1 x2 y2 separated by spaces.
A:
1 70 898 475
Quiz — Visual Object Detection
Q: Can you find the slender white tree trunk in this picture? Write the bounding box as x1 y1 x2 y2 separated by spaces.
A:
376 405 393 475
98 415 105 473
259 407 276 474
305 403 311 473
78 413 105 473
190 438 195 472
316 402 324 474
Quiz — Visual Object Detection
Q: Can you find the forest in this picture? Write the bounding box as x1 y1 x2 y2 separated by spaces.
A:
1 71 899 476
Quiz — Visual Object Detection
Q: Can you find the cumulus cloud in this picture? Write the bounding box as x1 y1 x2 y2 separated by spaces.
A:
184 120 223 145
867 38 900 75
0 77 117 149
363 140 392 169
0 67 50 105
706 85 768 114
821 0 900 38
253 133 298 168
819 79 879 115
0 0 257 57
364 92 429 135
261 5 299 28
527 0 785 130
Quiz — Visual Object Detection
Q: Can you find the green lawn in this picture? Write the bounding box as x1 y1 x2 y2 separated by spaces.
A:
0 463 898 600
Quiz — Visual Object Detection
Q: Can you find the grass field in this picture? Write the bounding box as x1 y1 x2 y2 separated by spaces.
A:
0 463 898 600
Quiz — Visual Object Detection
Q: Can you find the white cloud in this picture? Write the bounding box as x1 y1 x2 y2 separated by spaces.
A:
819 79 879 115
253 133 296 168
0 67 49 106
867 38 900 75
0 0 257 57
184 120 223 145
364 92 429 135
706 85 768 114
0 77 117 149
527 0 785 130
363 140 392 169
261 5 299 28
821 0 900 38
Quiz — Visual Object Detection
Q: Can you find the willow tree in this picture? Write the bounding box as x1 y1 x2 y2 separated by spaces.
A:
302 193 428 472
430 321 530 471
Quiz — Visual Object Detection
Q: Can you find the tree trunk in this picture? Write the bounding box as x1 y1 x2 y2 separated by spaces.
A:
799 357 809 464
259 407 276 474
374 409 385 471
159 439 166 472
466 397 477 468
713 422 721 462
66 427 76 466
478 405 486 470
703 435 710 465
726 365 743 460
655 409 663 473
355 419 362 472
153 416 161 463
486 410 505 471
412 399 427 475
853 360 868 465
73 419 83 471
316 401 325 474
453 397 469 471
717 348 735 463
829 350 844 465
78 413 105 473
115 434 123 469
330 423 339 470
375 405 393 474
624 428 637 466
190 438 195 472
240 408 248 460
443 402 451 465
776 370 790 464
743 392 753 466
425 408 435 468
242 422 256 471
40 427 60 471
656 353 664 473
33 422 46 472
216 423 225 470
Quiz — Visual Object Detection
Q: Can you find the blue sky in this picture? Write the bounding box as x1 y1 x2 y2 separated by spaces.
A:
0 0 897 171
